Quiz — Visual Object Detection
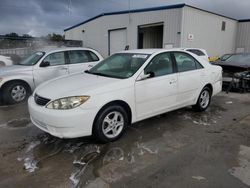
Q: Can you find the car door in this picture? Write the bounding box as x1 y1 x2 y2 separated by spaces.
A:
67 50 100 74
135 52 178 120
173 52 205 105
33 51 69 87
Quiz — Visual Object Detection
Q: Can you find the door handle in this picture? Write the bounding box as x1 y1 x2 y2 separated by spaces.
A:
170 79 177 84
59 67 68 70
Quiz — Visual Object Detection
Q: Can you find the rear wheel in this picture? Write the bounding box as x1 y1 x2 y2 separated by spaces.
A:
2 82 30 104
93 105 128 143
192 86 211 112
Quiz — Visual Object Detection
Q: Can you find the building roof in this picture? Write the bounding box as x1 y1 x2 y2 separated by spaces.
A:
239 19 250 23
64 3 238 32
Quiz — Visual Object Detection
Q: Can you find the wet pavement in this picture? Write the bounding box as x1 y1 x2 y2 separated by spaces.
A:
0 92 250 188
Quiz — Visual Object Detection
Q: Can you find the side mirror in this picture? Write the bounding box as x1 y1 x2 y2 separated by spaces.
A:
137 72 155 81
40 61 50 67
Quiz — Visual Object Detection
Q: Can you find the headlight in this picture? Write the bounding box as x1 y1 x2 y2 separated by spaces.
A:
46 96 90 110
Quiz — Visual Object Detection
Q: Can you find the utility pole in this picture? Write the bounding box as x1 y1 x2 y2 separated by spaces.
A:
68 0 72 16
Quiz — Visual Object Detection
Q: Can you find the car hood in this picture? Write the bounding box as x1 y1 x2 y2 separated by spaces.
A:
0 65 32 75
35 73 124 99
213 61 250 73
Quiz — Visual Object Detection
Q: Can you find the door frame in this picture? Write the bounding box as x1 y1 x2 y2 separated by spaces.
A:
137 22 164 49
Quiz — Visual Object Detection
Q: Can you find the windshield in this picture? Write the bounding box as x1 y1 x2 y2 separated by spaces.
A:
225 54 250 64
19 51 45 66
87 53 149 79
220 54 232 61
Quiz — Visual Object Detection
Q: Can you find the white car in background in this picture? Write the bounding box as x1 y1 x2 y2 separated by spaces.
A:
0 55 13 67
182 48 209 61
29 49 222 143
0 47 103 104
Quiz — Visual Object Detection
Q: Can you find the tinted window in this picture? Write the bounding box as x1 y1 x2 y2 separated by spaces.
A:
88 53 148 79
87 51 99 61
43 52 65 66
174 52 203 72
19 51 45 66
145 53 173 77
225 54 250 64
68 50 89 64
187 49 205 56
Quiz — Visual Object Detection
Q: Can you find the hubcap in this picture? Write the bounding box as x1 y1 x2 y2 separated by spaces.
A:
102 111 124 139
11 85 27 102
200 90 210 108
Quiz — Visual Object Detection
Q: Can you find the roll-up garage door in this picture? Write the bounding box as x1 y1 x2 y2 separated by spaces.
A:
109 29 127 55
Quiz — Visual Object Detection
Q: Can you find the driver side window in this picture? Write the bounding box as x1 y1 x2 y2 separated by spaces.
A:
144 53 174 77
43 52 66 66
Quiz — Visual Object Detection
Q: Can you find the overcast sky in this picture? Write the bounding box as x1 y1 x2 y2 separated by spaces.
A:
1 0 250 36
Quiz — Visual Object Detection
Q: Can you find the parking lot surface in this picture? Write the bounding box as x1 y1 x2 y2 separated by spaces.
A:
0 92 250 188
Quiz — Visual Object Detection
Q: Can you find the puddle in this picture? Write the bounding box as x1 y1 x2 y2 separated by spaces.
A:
229 145 250 186
17 140 41 172
178 106 223 126
7 118 31 128
70 144 102 187
0 118 31 129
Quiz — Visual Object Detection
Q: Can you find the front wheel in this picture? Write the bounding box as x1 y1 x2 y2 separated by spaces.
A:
93 105 128 143
192 87 212 112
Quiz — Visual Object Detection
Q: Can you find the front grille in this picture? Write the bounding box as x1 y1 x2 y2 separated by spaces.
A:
34 94 51 106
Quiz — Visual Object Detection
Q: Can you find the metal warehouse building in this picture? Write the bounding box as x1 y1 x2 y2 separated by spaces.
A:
64 4 249 58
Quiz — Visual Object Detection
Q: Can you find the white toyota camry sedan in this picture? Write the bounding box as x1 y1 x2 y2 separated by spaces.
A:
28 49 222 143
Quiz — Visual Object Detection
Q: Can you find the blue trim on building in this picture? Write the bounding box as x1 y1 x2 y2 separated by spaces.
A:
64 3 185 31
64 3 241 32
239 19 250 23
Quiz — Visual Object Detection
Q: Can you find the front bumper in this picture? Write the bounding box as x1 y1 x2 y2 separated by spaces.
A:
28 96 97 138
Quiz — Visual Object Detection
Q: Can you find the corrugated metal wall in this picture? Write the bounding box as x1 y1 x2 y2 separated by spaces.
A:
65 8 182 57
236 22 250 53
181 6 238 57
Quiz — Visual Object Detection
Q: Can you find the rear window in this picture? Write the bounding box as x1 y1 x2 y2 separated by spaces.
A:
187 49 205 56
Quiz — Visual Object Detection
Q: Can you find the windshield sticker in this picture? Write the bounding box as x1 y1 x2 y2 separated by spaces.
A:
132 54 148 59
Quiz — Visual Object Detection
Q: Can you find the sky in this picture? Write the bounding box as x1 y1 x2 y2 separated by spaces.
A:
1 0 250 37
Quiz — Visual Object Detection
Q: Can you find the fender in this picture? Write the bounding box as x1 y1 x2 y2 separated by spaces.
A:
0 73 35 91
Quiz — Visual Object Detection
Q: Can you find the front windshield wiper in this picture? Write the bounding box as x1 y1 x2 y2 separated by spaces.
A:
84 70 123 79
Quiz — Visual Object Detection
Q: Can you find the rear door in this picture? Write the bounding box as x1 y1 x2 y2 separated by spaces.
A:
173 52 205 105
33 51 69 87
67 50 101 74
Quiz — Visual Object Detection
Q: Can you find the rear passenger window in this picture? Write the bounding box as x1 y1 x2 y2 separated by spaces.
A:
174 52 203 72
68 50 90 64
144 53 173 77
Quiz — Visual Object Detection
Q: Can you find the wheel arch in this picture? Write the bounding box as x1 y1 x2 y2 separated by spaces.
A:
1 79 32 93
92 100 132 132
204 83 213 95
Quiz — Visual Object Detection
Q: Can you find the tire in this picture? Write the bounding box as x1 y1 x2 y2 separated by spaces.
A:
2 82 30 105
0 61 5 67
192 86 212 112
93 105 128 143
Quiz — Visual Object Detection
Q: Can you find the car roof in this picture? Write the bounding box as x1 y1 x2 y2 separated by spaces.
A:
37 47 96 54
117 48 190 55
